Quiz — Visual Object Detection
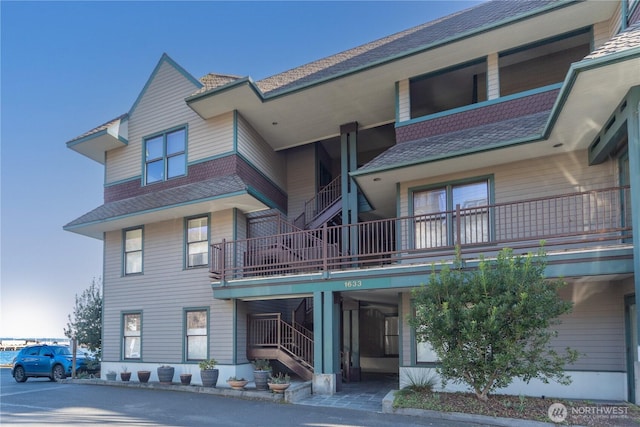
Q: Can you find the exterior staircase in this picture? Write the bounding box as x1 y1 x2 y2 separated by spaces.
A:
247 313 314 380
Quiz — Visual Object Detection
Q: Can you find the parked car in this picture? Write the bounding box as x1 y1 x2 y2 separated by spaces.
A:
11 344 93 382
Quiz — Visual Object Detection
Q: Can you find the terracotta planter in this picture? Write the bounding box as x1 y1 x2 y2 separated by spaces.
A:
227 379 249 390
180 374 192 385
200 369 219 387
120 372 131 381
157 366 175 384
137 370 151 383
267 382 290 393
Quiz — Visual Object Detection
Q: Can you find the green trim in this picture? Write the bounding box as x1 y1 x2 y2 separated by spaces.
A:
588 96 630 165
183 214 211 270
63 190 252 232
142 124 188 186
121 311 143 362
408 175 494 246
352 134 542 178
397 293 404 366
397 83 561 128
625 294 636 402
182 307 210 363
498 26 590 58
313 291 323 372
233 110 238 152
544 47 640 138
212 247 634 299
129 53 202 117
122 226 144 277
395 81 400 124
104 176 140 188
236 152 287 200
410 57 486 84
232 299 237 364
65 128 129 149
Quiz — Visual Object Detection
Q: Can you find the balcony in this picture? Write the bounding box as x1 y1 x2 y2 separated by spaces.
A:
210 186 632 283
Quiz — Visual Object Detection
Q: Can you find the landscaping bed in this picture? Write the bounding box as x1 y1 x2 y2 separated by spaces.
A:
393 389 640 426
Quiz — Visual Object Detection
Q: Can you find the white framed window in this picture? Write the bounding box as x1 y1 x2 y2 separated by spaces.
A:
186 216 208 268
145 127 186 184
124 227 143 275
123 313 141 360
185 310 207 361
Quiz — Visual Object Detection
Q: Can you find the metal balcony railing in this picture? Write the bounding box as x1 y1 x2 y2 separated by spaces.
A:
211 186 632 282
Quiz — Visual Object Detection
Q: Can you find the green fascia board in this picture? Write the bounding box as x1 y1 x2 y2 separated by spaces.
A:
544 46 640 137
62 190 251 231
351 134 543 178
129 53 203 117
185 2 576 106
65 128 129 149
354 47 640 179
396 83 562 129
211 247 634 299
185 76 263 104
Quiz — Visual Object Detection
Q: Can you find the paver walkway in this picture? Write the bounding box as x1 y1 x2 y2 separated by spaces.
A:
296 373 398 412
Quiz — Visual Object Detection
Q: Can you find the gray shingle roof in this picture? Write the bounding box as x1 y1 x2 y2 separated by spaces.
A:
199 73 243 91
585 22 640 59
253 0 559 95
67 113 128 144
359 111 550 172
65 174 248 228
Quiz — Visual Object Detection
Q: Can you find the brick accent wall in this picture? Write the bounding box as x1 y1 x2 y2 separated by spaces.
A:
395 88 559 143
104 155 287 212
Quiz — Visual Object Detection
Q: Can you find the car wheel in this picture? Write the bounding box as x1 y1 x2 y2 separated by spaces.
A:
51 364 65 382
13 366 27 383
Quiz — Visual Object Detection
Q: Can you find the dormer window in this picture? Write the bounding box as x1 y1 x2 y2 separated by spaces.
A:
145 127 186 184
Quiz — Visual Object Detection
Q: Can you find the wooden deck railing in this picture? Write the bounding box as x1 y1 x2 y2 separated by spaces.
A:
247 313 314 371
211 186 632 282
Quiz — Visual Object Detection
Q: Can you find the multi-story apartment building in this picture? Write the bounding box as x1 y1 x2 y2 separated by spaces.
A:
65 0 640 402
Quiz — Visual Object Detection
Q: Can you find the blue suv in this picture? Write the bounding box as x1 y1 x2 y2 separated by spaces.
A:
11 344 92 382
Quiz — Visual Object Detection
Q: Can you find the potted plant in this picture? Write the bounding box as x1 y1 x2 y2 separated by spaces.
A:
157 365 175 384
137 370 151 383
267 372 291 393
120 366 131 381
227 376 249 390
198 359 218 387
106 370 117 381
252 359 271 391
180 373 192 385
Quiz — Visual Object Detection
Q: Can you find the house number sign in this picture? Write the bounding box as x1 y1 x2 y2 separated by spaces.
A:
344 280 363 288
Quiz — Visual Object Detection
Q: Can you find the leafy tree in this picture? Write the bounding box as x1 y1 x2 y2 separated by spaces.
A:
65 277 102 352
410 247 578 401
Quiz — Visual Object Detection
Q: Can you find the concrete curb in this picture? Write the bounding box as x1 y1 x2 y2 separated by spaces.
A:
382 390 561 427
64 378 310 404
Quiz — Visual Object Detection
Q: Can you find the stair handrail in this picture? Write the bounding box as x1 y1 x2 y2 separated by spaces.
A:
294 174 342 229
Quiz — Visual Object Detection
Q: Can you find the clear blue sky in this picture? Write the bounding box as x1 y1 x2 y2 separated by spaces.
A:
1 1 480 338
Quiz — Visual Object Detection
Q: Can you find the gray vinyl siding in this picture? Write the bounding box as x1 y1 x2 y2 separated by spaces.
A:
236 113 286 191
286 144 316 222
553 281 627 372
399 150 614 217
400 280 628 372
102 211 237 364
105 60 234 185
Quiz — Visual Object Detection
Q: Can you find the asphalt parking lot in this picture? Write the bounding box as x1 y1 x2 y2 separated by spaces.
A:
0 368 488 426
